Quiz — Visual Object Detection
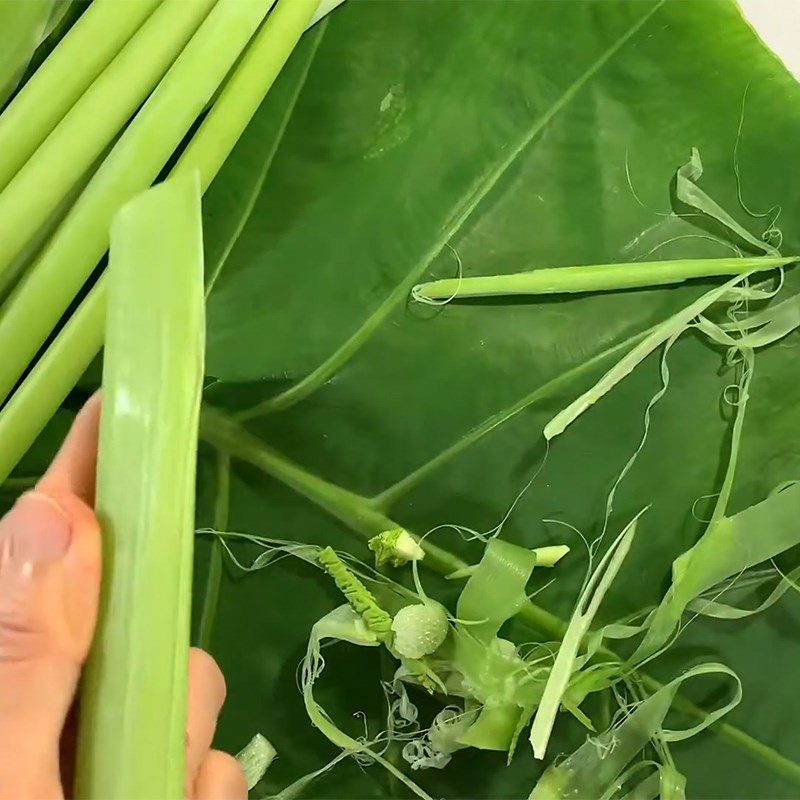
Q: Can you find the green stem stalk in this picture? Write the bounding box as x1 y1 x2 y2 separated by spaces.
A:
176 0 322 190
0 141 106 302
198 407 800 787
0 279 105 485
197 453 230 651
0 0 162 192
411 256 796 302
199 407 535 604
0 0 216 274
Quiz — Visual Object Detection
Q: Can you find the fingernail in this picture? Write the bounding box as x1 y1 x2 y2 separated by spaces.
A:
0 492 72 564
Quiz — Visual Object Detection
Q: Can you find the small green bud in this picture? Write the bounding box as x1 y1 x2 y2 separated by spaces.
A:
368 528 425 567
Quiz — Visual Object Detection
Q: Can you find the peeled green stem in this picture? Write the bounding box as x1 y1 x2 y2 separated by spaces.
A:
0 144 104 301
411 256 795 302
534 545 569 567
529 514 641 760
75 171 204 799
237 734 277 791
0 0 162 192
0 0 216 274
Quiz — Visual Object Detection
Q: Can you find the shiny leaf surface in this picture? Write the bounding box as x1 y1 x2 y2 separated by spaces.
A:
197 2 800 797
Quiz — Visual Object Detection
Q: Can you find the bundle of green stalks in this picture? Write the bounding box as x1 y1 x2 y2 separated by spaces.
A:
0 0 339 486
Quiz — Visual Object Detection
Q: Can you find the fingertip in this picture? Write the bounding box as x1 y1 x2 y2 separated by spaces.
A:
34 490 101 578
194 750 248 800
38 393 102 505
189 648 227 707
186 649 228 790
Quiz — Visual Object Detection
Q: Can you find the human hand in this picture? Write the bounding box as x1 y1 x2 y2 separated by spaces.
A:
0 396 246 800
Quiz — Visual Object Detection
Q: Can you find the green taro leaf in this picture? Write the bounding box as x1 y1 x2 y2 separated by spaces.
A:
135 1 800 798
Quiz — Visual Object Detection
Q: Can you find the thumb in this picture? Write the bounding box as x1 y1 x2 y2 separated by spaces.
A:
0 489 101 799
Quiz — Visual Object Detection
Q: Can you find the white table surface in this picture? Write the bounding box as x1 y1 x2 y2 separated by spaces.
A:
739 0 800 78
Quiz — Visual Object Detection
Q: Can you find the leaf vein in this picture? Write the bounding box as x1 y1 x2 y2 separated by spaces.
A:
371 324 652 509
237 0 667 419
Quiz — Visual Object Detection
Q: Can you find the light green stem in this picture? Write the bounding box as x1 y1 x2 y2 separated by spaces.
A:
197 453 230 651
0 278 105 485
412 256 796 302
0 0 326 450
0 0 273 408
0 0 161 193
198 407 800 787
175 0 321 190
0 144 105 301
0 0 215 274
